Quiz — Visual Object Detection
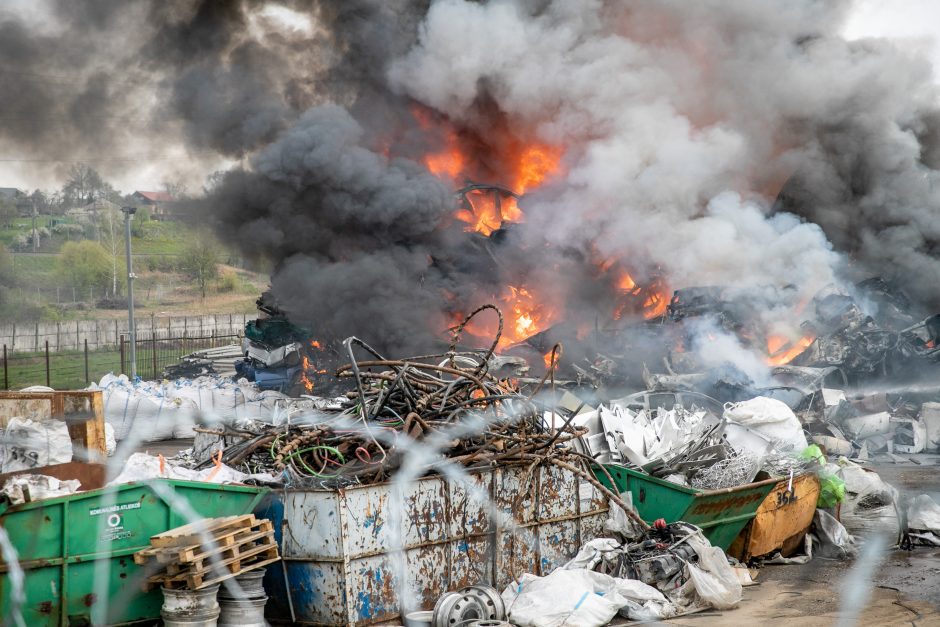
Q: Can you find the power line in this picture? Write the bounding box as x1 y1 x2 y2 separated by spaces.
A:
0 153 223 164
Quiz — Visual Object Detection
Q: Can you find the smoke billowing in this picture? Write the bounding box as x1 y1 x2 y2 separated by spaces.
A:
5 0 940 357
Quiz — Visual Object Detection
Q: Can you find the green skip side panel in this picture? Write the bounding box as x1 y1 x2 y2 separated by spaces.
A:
592 464 777 550
0 479 268 626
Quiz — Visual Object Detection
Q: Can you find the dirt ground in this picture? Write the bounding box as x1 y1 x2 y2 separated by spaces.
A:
659 456 940 626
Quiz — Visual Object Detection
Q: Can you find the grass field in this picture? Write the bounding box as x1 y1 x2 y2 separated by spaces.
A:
0 214 267 322
3 333 241 389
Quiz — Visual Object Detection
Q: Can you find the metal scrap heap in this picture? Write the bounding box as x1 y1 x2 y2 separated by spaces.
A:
196 305 640 520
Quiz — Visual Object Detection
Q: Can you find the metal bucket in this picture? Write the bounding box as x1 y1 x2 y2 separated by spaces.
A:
404 611 433 627
161 585 221 627
218 596 268 627
219 568 267 600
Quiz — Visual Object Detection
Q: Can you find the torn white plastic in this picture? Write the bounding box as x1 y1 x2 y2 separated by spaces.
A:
106 452 277 486
907 494 940 533
501 569 669 627
723 396 808 453
836 459 900 541
1 474 81 505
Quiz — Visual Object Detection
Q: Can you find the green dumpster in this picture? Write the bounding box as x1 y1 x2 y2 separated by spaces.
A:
0 468 268 626
592 463 779 550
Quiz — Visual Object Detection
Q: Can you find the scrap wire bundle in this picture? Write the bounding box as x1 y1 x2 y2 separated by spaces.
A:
198 305 649 531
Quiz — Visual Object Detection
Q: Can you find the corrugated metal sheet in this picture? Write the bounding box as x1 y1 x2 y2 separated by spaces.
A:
257 464 609 625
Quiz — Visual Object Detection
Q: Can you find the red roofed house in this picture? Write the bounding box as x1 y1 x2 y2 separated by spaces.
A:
132 191 179 221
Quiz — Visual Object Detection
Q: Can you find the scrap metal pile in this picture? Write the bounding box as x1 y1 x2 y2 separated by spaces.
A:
565 388 814 491
193 306 639 519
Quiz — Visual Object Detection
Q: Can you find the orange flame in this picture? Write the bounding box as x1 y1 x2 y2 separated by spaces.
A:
425 142 465 180
513 144 563 194
456 188 511 237
424 127 563 235
765 334 815 366
454 285 558 349
299 356 314 393
613 270 669 320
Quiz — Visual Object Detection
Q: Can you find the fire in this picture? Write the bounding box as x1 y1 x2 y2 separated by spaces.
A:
642 292 668 319
765 334 815 366
513 144 563 194
613 270 669 320
454 285 558 349
423 128 563 235
310 340 322 349
505 285 553 343
617 271 639 293
299 356 314 393
425 143 465 180
455 187 514 237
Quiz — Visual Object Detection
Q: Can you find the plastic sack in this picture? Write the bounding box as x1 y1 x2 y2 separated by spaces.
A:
816 471 846 508
836 460 900 540
1 474 81 505
0 417 73 472
90 373 295 443
104 423 117 457
563 538 622 571
683 532 743 609
723 396 808 453
907 494 940 532
106 452 277 486
799 444 825 464
812 509 855 559
502 570 629 627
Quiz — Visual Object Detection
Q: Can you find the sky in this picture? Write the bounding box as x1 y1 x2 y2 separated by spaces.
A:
1 0 939 195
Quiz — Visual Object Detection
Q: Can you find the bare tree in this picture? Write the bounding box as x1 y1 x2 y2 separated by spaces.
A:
162 179 188 200
180 232 220 299
62 163 105 206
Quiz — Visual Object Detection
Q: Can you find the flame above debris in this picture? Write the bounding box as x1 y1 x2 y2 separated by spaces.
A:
765 334 815 366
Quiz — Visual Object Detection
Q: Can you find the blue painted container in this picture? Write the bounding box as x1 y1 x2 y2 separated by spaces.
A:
254 464 609 625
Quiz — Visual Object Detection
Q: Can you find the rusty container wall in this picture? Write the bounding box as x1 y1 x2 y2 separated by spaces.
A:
728 473 821 561
255 464 609 626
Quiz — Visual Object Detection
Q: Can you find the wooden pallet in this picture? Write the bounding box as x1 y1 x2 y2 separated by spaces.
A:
134 520 274 566
153 556 282 591
135 514 280 591
149 514 257 549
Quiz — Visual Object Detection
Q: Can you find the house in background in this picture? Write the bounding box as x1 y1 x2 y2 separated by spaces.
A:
132 190 183 220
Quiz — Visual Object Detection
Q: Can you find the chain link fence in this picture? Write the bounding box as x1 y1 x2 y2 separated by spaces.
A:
1 332 242 390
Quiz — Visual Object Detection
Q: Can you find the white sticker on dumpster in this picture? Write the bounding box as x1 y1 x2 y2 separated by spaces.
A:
89 502 141 516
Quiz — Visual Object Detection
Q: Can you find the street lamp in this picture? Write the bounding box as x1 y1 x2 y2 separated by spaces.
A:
121 206 137 379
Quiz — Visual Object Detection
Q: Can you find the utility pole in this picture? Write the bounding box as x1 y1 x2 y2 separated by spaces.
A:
121 206 137 379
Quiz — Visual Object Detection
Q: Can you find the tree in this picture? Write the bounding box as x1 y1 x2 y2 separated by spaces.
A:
180 234 220 299
0 198 15 227
29 190 50 214
55 241 112 293
162 179 188 200
62 163 103 206
96 207 127 296
0 244 14 286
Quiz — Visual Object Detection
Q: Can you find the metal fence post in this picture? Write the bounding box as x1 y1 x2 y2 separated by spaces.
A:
44 340 50 387
120 334 125 375
152 333 158 380
3 344 7 390
84 339 89 385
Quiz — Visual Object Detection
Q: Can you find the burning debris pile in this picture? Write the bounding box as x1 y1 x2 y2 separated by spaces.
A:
194 307 634 513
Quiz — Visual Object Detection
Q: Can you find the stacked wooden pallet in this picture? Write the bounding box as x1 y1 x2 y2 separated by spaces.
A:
134 514 279 590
